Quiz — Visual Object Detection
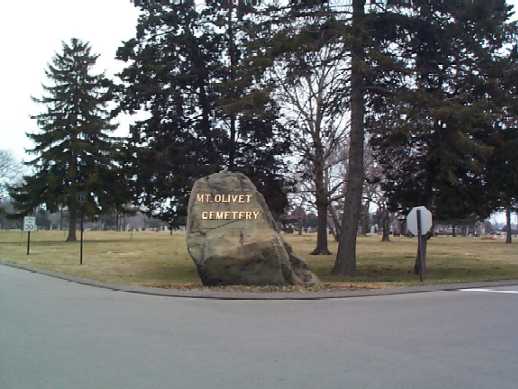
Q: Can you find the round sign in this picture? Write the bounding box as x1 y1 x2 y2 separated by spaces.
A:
406 206 432 236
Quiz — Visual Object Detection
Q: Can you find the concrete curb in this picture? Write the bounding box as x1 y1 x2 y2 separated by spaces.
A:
2 259 518 300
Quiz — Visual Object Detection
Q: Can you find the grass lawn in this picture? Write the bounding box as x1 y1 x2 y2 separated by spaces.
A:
1 230 517 290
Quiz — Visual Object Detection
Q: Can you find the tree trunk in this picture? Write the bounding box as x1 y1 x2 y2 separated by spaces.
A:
312 202 331 254
360 200 370 235
329 223 337 242
59 207 63 230
311 161 331 255
227 5 237 169
67 206 77 242
329 205 342 241
333 0 366 276
452 225 456 237
506 207 512 244
381 209 390 242
414 234 429 275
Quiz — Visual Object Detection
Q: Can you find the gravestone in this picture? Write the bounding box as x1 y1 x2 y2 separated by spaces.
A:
186 171 319 286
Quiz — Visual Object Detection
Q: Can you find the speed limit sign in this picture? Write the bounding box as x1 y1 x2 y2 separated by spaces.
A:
23 216 37 232
23 216 37 255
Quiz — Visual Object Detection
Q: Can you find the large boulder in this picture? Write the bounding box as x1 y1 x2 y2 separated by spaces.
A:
186 171 319 286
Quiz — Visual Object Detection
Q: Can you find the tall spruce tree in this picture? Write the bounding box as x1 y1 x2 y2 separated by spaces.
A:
333 0 367 275
368 1 516 267
257 0 402 270
242 0 387 267
485 46 518 244
10 39 124 241
117 0 290 225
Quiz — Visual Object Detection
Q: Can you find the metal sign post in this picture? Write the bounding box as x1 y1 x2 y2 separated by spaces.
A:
27 231 31 255
80 210 84 265
406 206 432 282
78 192 86 265
416 209 424 282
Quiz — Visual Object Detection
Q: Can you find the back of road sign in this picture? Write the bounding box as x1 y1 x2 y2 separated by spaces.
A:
406 206 432 236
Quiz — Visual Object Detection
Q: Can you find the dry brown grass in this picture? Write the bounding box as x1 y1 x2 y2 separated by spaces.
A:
1 230 517 289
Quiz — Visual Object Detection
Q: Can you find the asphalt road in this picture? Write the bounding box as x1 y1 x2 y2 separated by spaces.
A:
1 265 518 389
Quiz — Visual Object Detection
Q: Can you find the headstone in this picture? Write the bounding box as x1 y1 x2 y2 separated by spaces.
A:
186 171 319 286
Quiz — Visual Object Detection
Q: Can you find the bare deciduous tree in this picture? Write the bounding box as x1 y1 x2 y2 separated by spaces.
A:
272 41 349 254
0 149 23 201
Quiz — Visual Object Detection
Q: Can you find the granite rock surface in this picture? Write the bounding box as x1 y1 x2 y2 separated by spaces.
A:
186 171 319 286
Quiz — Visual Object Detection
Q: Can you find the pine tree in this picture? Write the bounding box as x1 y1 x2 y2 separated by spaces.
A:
333 0 367 274
485 46 518 244
117 0 290 225
257 0 393 269
10 39 124 241
368 1 516 266
206 1 291 217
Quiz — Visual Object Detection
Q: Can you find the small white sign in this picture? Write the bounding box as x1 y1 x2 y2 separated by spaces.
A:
23 216 37 232
406 206 432 236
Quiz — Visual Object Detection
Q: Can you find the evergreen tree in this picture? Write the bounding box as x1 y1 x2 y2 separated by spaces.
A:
117 0 290 225
10 39 124 241
257 0 396 271
333 0 367 275
368 1 516 266
485 47 518 244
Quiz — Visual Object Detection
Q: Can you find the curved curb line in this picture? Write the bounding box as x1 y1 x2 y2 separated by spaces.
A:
2 260 518 301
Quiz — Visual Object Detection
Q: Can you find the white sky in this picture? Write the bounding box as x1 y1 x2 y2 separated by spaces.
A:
0 0 139 160
0 1 518 161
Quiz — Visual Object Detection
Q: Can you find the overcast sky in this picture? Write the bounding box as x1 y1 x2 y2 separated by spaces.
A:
0 0 139 159
1 1 518 161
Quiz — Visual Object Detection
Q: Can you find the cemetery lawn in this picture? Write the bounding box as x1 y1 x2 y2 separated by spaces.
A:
1 230 518 290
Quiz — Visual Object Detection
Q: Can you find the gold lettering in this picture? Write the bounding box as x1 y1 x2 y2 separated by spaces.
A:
198 193 254 204
200 204 262 221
